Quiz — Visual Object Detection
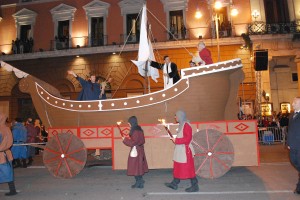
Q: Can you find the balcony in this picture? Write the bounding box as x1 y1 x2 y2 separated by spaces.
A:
6 26 292 62
50 35 108 50
248 21 300 35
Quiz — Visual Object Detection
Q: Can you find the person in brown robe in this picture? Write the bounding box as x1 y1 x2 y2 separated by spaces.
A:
122 116 148 189
0 112 17 196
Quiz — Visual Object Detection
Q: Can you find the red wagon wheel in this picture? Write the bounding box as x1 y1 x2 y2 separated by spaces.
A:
192 129 234 179
43 133 87 178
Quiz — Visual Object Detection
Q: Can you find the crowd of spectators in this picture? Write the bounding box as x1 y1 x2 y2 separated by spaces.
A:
11 38 34 54
257 111 289 128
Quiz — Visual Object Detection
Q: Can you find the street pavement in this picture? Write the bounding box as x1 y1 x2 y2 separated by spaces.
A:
1 144 299 200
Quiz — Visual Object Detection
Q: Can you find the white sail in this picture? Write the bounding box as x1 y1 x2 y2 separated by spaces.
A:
131 4 159 83
0 61 29 78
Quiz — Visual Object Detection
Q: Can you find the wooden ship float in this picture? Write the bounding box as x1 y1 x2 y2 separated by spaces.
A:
14 58 243 128
1 59 259 179
0 5 259 179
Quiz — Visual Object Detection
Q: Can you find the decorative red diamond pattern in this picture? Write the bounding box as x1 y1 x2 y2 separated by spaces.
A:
82 129 95 137
234 123 249 131
121 128 130 137
65 130 75 135
51 130 59 136
100 128 112 136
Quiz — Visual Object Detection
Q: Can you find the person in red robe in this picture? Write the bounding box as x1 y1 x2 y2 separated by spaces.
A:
165 110 199 192
197 41 213 65
122 116 148 189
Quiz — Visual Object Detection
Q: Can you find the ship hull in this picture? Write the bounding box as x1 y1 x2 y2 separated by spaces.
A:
19 58 244 128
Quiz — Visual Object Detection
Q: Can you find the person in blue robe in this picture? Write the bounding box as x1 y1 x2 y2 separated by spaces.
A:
68 70 101 100
11 118 28 168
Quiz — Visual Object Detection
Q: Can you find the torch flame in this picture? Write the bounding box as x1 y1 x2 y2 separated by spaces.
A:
158 118 166 125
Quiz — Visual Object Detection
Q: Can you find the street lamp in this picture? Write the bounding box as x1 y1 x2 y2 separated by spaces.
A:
214 1 222 62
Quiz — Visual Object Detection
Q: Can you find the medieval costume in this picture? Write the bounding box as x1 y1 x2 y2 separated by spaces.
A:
199 47 213 65
150 60 180 89
76 76 101 101
0 112 17 196
26 118 40 166
11 118 28 168
123 116 148 189
165 110 199 192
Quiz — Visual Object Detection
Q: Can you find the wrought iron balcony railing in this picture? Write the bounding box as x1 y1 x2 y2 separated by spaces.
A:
248 21 300 35
50 35 108 50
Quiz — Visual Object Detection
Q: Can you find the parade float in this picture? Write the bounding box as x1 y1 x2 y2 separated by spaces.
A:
0 5 259 179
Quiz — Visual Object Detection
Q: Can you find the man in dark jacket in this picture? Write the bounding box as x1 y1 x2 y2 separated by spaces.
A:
150 56 180 89
287 97 300 195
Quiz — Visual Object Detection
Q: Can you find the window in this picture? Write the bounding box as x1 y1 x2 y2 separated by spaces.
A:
91 17 104 46
169 10 186 40
119 0 144 44
160 0 188 40
50 4 76 50
217 7 231 37
20 25 31 41
126 13 140 43
83 0 110 47
12 8 37 39
292 73 298 82
264 0 289 23
55 20 70 50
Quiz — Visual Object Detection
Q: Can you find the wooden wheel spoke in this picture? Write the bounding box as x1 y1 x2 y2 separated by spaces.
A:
64 135 73 154
192 140 207 151
63 158 73 178
214 151 234 155
55 159 63 176
205 128 210 150
44 156 61 164
66 148 86 156
195 155 209 174
67 156 85 165
54 134 65 154
209 157 214 178
211 134 224 151
211 155 230 170
44 147 61 155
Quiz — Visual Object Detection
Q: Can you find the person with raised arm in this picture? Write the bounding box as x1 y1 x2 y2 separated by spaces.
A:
68 70 100 101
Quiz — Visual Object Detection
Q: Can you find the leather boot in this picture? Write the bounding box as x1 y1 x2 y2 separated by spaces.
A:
5 181 17 196
21 159 27 168
131 176 139 188
136 176 144 189
13 159 21 168
131 176 145 189
185 177 199 192
165 178 180 190
27 157 33 166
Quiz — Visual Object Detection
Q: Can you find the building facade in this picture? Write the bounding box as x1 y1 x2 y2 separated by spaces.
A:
0 0 299 121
